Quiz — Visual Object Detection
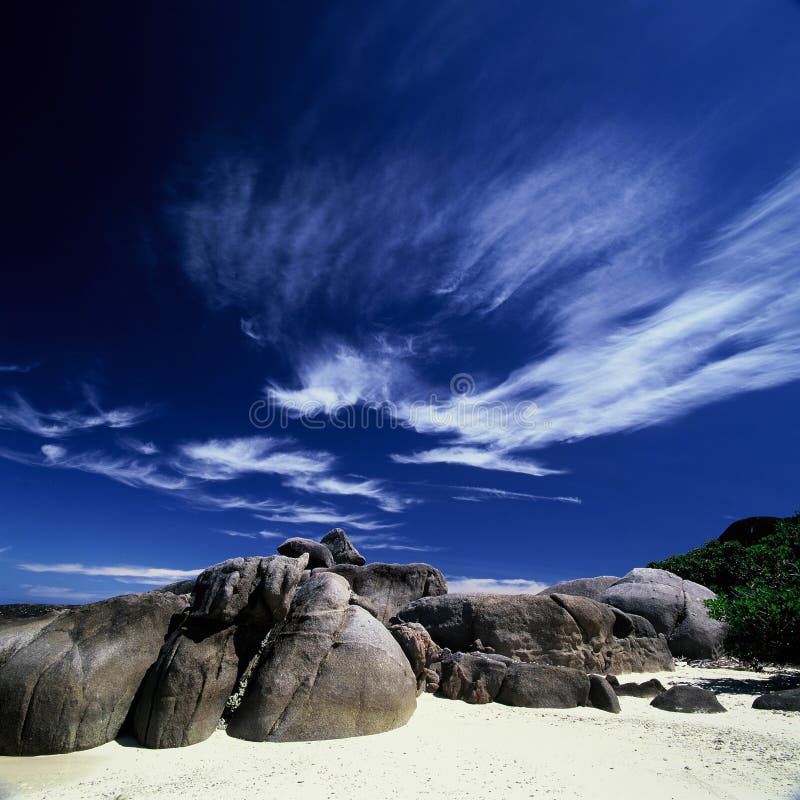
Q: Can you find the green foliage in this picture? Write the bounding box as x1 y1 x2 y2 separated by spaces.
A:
649 515 800 665
648 539 755 595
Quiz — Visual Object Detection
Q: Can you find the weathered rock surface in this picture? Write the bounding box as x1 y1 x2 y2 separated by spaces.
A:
496 663 591 708
650 684 727 713
321 527 365 566
319 562 447 624
277 537 334 569
226 572 417 742
133 555 307 749
152 578 197 596
588 674 621 713
438 652 509 704
609 677 666 698
0 592 187 756
537 576 619 601
389 621 442 695
752 688 800 711
600 568 726 660
396 592 673 674
436 651 618 713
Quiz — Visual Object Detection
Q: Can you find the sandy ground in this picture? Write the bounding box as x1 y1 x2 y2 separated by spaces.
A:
1 664 798 800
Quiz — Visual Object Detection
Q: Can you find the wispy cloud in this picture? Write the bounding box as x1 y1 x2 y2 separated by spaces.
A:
39 446 187 491
177 436 332 480
178 435 412 513
0 363 37 374
220 529 257 539
284 474 414 514
178 128 680 344
0 392 151 438
220 528 284 540
450 486 582 504
390 447 559 477
446 577 549 594
192 493 396 531
119 437 159 456
348 532 442 553
17 562 201 582
0 545 11 554
265 160 800 476
255 505 400 531
21 584 99 602
240 318 263 342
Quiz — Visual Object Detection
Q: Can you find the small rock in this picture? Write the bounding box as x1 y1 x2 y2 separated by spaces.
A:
650 684 727 713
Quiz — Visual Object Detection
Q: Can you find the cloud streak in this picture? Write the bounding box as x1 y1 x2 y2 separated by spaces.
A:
263 159 800 475
21 584 99 602
446 577 549 594
0 363 37 374
0 392 151 438
17 562 201 582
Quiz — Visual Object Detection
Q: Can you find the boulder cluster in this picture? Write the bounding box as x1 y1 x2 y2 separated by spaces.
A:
0 529 744 757
541 567 727 659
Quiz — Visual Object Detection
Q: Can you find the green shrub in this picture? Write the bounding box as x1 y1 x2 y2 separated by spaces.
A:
649 514 800 665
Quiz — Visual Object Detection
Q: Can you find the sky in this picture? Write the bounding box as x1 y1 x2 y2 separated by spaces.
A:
2 1 800 604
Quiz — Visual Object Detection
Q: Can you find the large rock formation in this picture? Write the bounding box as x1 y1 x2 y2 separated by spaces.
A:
318 562 447 624
133 555 307 749
600 568 726 659
396 592 673 674
0 592 186 756
226 572 417 742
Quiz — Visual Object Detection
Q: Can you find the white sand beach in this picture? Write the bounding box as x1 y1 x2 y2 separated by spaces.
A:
1 664 797 800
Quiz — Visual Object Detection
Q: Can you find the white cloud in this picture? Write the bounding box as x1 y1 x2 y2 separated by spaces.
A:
390 447 559 477
178 128 680 344
348 532 442 553
220 529 258 539
192 493 396 531
120 438 159 456
446 577 550 594
450 486 582 504
268 343 413 416
0 545 11 554
177 436 333 480
21 584 98 602
219 529 283 540
57 451 187 491
178 435 411 513
264 160 800 477
255 505 399 531
1 443 189 493
0 392 151 438
41 444 67 461
257 530 285 539
17 563 201 582
285 473 413 513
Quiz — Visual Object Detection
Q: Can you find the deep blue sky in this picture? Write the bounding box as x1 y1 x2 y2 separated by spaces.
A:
2 1 799 603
